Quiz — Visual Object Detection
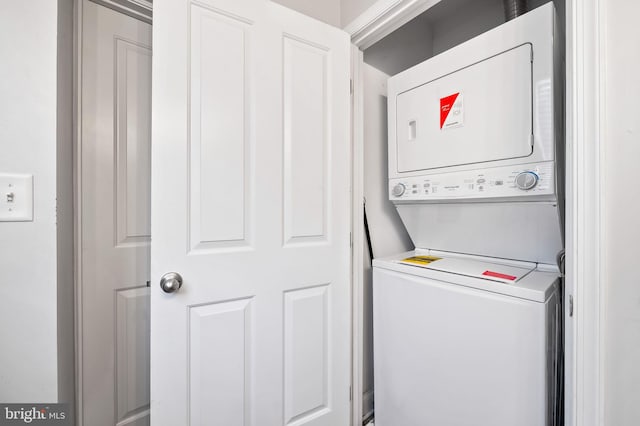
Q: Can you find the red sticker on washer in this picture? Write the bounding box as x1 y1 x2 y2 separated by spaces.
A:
440 93 459 128
482 270 517 281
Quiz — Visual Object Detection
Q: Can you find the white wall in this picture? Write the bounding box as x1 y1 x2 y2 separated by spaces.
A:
429 0 565 55
429 0 503 55
361 0 505 76
363 13 433 76
272 0 342 27
361 63 414 418
0 0 73 404
602 0 640 424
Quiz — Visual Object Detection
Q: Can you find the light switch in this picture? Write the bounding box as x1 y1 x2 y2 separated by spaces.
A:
0 173 33 222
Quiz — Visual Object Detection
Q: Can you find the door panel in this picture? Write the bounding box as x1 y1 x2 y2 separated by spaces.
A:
115 288 151 420
81 1 152 425
115 38 152 246
151 1 351 425
283 35 330 244
188 298 253 426
189 4 253 250
283 285 330 424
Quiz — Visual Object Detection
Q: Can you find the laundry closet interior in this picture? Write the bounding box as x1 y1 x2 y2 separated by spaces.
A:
74 0 570 425
352 0 567 424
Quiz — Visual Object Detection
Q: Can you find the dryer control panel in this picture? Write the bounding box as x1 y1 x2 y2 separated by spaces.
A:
389 162 555 201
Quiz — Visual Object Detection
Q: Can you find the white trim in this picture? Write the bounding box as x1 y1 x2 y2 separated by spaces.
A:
350 44 365 426
89 0 152 23
73 0 84 425
565 0 606 424
344 0 441 50
127 0 151 10
597 2 607 422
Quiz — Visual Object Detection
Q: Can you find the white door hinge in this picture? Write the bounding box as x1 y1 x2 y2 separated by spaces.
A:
569 295 573 317
349 386 352 401
350 78 354 95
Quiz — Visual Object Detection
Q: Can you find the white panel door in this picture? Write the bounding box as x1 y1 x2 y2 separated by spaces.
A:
81 1 152 426
151 1 351 426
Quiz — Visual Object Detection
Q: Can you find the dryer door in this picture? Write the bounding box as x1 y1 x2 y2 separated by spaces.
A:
395 44 533 172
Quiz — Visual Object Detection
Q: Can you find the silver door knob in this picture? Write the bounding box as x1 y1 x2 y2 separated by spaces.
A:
160 272 183 293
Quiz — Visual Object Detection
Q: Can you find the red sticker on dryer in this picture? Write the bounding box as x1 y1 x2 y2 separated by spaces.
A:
440 92 464 129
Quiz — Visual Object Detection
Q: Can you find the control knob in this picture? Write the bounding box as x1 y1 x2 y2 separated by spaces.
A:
391 183 406 197
515 171 539 190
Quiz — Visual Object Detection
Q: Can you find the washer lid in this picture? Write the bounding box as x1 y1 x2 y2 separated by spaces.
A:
373 251 559 302
400 256 534 284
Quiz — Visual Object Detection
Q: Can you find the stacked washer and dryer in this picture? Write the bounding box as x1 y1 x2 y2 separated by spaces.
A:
373 3 563 426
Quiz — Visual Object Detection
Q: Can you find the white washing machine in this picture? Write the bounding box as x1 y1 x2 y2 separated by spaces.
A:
373 251 561 426
374 3 564 425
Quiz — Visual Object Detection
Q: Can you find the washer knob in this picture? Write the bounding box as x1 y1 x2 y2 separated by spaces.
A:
515 171 539 190
392 183 406 197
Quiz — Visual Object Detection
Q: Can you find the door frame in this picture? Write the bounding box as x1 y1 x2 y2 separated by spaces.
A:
73 1 84 423
346 0 606 425
72 1 153 425
71 0 607 425
89 0 152 23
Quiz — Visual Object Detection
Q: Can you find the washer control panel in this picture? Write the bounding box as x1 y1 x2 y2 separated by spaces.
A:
390 162 555 201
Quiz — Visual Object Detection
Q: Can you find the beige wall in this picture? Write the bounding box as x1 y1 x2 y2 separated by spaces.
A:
272 0 342 27
603 0 640 424
273 0 381 29
341 0 378 27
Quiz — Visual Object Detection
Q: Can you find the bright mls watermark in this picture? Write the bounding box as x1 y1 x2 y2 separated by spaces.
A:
0 404 70 426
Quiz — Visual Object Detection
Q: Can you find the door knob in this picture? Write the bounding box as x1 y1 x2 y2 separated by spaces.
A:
160 272 183 293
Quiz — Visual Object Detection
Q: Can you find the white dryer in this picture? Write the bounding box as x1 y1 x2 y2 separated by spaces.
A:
385 2 563 265
374 3 564 426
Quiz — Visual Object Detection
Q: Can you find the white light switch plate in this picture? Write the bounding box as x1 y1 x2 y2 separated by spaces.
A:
0 173 33 222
